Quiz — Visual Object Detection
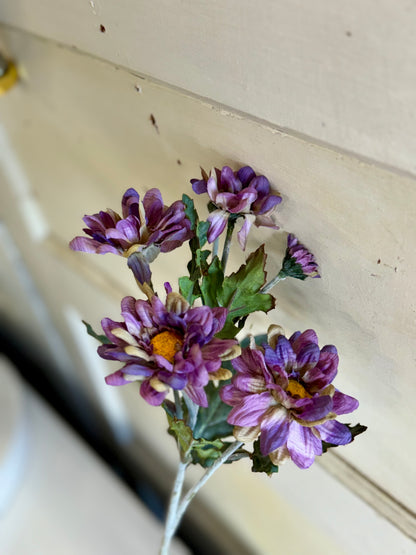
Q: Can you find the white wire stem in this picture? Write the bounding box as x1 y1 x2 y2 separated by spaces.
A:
260 271 286 293
173 441 244 530
159 458 189 555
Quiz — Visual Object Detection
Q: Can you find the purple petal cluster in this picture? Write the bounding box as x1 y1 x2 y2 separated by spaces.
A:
280 234 320 280
220 327 358 469
191 166 282 250
99 285 240 407
69 187 193 260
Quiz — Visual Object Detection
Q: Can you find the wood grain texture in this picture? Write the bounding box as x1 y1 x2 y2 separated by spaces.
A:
0 1 416 175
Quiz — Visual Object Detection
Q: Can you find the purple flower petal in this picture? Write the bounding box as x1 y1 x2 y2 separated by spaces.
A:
332 391 359 415
220 384 247 406
105 370 132 386
287 422 322 469
296 343 321 371
127 252 152 284
227 391 272 427
69 236 119 255
259 407 290 455
316 420 352 445
295 395 332 422
185 383 208 407
143 188 164 227
236 166 256 186
207 210 228 243
220 166 242 193
100 288 238 407
140 379 168 406
237 215 255 250
290 329 319 354
266 336 296 371
189 165 281 250
122 188 140 218
191 178 207 194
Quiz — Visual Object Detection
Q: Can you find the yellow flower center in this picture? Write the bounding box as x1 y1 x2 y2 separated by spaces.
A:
150 331 183 363
286 379 311 399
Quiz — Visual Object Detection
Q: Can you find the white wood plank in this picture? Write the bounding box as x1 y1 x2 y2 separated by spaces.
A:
1 1 416 175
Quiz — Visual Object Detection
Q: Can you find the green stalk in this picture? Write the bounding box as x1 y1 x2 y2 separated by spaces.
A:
260 270 286 293
221 216 237 271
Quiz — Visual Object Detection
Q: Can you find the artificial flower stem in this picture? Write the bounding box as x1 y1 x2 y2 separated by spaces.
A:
212 237 219 260
174 390 183 420
183 394 199 430
260 270 286 293
221 217 236 271
173 441 244 529
159 459 189 555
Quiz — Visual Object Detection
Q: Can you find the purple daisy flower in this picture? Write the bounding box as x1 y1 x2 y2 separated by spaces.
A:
191 166 282 250
98 284 240 407
220 326 358 469
69 188 193 283
280 234 320 280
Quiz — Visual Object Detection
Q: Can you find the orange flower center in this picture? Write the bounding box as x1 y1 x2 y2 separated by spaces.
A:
150 331 183 363
286 379 311 399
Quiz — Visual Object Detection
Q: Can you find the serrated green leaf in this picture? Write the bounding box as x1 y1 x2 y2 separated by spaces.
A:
82 320 111 344
251 439 279 475
215 246 275 338
193 382 234 441
200 256 224 307
322 423 367 453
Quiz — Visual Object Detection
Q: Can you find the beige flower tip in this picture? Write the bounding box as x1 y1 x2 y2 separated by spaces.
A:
233 425 260 443
221 344 241 361
166 291 189 314
209 367 233 382
267 324 285 349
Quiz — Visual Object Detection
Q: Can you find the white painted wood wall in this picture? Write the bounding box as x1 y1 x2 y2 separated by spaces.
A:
0 2 415 553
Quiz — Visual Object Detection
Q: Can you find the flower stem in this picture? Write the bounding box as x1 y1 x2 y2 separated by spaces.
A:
173 441 243 529
212 237 219 260
221 217 237 271
183 394 199 430
159 459 189 555
260 270 286 293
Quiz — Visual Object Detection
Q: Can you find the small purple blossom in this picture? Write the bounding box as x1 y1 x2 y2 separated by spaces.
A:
69 188 193 283
191 166 282 250
99 285 240 407
220 326 358 469
280 234 320 280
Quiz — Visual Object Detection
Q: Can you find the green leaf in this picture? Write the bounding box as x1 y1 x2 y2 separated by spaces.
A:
193 382 234 441
240 334 268 349
182 194 198 231
280 256 308 280
178 276 201 305
251 439 279 476
197 221 210 248
167 417 194 456
322 423 367 453
200 256 224 307
167 413 231 468
196 249 210 273
191 437 226 467
215 246 275 338
82 320 111 344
